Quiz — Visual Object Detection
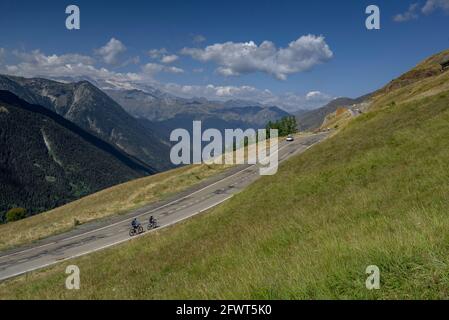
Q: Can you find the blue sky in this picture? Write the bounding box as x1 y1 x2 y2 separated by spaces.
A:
0 0 449 111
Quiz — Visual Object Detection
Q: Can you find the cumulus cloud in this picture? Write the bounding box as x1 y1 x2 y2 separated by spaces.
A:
142 63 184 75
306 90 331 101
161 54 179 64
159 83 332 111
422 0 449 14
0 47 331 112
161 83 272 101
393 3 420 22
1 49 142 86
148 49 179 64
1 48 184 83
123 55 140 66
5 49 95 76
148 48 168 59
95 38 127 65
181 35 333 80
13 49 95 66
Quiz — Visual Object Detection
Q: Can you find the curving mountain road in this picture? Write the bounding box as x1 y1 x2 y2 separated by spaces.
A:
0 132 328 282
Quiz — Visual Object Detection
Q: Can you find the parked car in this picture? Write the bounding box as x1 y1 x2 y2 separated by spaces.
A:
286 135 294 142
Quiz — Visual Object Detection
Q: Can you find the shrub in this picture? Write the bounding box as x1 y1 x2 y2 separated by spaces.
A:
6 207 27 223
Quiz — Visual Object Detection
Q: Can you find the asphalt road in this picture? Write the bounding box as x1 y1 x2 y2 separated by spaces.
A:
0 132 328 282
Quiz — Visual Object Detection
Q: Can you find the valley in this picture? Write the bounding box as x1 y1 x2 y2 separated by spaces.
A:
0 74 293 223
1 48 448 299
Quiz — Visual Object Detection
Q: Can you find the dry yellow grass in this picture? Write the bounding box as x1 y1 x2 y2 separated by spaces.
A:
370 48 449 110
321 108 353 130
0 163 231 251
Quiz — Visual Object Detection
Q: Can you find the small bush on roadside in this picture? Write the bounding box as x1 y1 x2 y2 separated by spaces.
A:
6 207 27 223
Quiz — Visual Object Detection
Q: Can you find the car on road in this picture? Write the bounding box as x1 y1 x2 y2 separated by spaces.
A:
286 135 294 142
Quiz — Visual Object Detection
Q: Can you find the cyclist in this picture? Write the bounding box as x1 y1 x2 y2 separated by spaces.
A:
131 218 140 229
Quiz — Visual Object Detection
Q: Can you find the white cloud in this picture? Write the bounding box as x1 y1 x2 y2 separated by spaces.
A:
1 48 184 83
123 55 140 66
149 50 179 64
12 49 95 66
161 54 179 64
306 90 331 101
1 49 142 85
148 48 168 59
159 83 332 111
422 0 449 14
192 34 206 43
160 83 274 106
0 47 331 112
263 91 332 112
181 35 333 80
142 63 184 75
394 0 449 22
95 38 127 65
165 66 184 74
393 3 420 22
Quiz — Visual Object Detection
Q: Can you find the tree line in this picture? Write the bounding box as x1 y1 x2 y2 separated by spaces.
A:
266 116 298 137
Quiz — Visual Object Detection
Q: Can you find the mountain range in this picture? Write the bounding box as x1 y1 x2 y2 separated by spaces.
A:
105 88 290 139
0 75 172 172
295 95 371 131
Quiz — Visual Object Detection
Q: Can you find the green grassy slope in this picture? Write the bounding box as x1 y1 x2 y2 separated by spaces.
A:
2 51 449 299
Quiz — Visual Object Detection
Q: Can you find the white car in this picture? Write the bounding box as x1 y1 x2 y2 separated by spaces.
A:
286 135 294 142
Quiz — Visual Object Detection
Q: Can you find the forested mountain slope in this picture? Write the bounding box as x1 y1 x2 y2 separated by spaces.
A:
0 91 154 221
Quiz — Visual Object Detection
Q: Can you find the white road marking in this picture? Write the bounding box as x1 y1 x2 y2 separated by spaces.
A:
0 134 327 276
0 140 295 260
0 195 233 281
